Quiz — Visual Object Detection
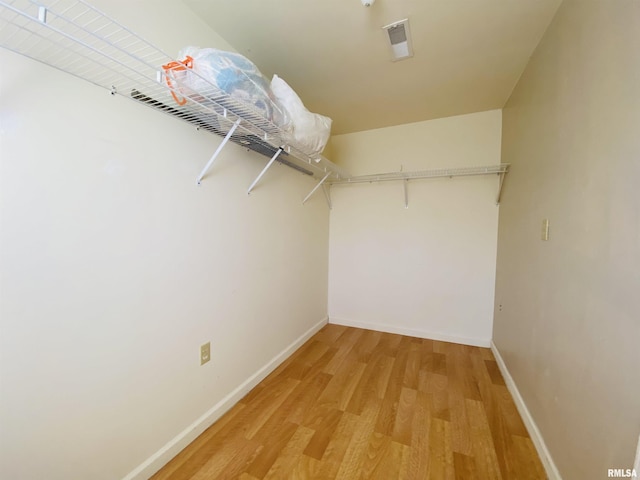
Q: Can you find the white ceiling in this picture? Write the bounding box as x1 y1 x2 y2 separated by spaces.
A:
182 0 561 135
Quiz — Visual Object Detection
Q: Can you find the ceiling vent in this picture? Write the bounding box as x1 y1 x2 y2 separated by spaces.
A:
383 18 413 61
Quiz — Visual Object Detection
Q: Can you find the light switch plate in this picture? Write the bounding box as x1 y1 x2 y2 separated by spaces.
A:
541 219 550 241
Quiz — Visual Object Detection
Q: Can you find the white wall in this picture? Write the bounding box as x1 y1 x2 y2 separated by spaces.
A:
328 110 502 347
0 2 329 479
494 1 640 478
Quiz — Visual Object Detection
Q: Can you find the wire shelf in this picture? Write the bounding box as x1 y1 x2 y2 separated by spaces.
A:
328 164 509 185
328 164 510 207
0 0 349 181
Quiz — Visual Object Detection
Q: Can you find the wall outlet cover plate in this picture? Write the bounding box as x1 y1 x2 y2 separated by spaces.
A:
200 342 211 365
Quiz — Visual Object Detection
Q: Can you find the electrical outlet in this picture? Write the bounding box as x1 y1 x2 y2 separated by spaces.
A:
200 342 211 366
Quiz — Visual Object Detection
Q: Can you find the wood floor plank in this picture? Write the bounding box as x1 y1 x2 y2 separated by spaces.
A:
352 328 383 363
316 360 366 412
418 370 448 394
314 323 348 344
375 342 409 437
403 341 422 390
421 338 435 353
242 377 300 440
429 352 448 376
466 398 504 480
453 452 478 480
189 435 261 480
345 352 393 415
262 426 315 480
371 331 405 358
428 417 455 480
238 474 260 480
470 353 525 479
323 327 364 375
446 351 473 456
290 454 321 479
406 390 432 480
493 383 529 437
278 340 330 381
484 359 507 386
301 345 340 382
151 327 546 480
357 433 406 480
360 432 390 480
391 386 417 446
431 387 451 422
454 348 483 401
201 439 262 480
397 437 412 480
433 340 448 354
448 384 472 456
244 421 298 479
303 407 344 460
262 371 331 434
310 411 360 478
334 397 381 480
373 355 395 398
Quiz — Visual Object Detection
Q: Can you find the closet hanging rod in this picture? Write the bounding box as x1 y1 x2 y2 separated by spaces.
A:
328 164 509 185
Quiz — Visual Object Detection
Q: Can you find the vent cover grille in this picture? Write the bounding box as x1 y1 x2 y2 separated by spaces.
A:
388 24 407 46
383 19 413 61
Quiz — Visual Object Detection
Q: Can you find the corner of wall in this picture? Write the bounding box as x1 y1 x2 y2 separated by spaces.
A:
490 341 562 480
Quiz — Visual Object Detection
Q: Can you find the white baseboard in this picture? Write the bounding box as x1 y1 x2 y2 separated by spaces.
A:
122 317 328 480
490 341 562 480
328 316 491 348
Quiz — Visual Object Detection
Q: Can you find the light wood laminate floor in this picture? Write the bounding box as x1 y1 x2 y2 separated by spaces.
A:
152 325 546 479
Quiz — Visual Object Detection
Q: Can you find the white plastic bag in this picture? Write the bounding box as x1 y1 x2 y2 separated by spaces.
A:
270 74 332 157
168 46 289 127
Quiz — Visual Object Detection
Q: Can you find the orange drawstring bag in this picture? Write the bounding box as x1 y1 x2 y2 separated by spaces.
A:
161 56 193 106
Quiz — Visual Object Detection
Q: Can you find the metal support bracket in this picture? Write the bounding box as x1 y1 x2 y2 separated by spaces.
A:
496 171 506 205
247 147 283 194
403 179 409 209
322 184 332 210
302 172 331 204
196 118 242 185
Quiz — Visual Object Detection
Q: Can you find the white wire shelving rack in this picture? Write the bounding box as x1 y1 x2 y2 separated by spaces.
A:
0 0 350 197
0 0 509 208
327 164 510 208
